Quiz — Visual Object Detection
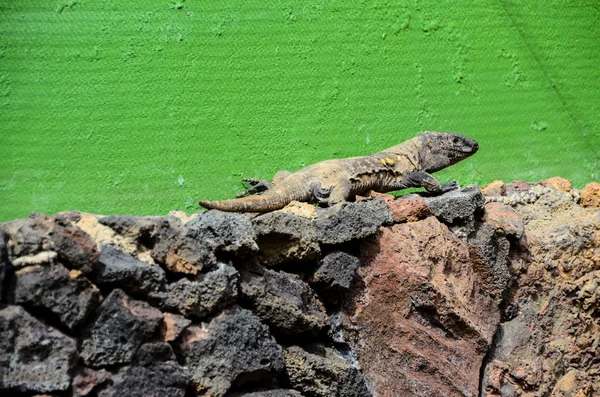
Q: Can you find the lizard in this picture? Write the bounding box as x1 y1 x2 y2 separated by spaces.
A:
198 131 479 212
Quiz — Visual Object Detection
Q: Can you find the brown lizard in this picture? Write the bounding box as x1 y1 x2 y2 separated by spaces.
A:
199 132 478 212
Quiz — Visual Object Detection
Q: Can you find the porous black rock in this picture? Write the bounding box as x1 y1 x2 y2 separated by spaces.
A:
92 244 167 298
251 199 392 266
239 263 328 337
283 345 371 397
151 210 257 274
313 251 360 290
423 184 484 224
0 305 77 393
81 289 163 367
162 262 239 318
97 342 190 397
14 262 101 329
180 306 284 397
314 198 393 244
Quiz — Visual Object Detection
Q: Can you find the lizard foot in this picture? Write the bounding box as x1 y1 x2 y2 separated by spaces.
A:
439 180 460 193
235 179 273 198
310 182 333 204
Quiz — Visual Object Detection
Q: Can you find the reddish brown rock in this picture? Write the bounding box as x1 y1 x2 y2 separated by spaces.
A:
160 312 191 342
484 202 524 239
482 180 506 197
345 216 500 396
541 176 572 192
504 180 531 194
388 194 431 223
580 181 600 208
72 368 111 397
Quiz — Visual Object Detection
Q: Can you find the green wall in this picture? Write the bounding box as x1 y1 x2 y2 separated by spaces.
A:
1 0 598 221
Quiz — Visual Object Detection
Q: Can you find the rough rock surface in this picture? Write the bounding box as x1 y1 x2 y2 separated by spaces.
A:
180 306 284 396
423 184 484 224
480 185 600 396
0 305 77 393
283 345 370 397
312 251 360 291
161 261 239 317
81 289 163 367
240 263 328 337
14 262 101 329
97 342 189 397
151 210 257 274
344 215 499 396
92 244 167 299
1 179 598 396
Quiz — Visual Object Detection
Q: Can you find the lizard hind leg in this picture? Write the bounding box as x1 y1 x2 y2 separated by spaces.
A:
324 180 352 207
235 178 273 198
310 182 333 204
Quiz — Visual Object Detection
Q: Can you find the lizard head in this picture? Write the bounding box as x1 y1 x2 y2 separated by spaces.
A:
419 132 479 172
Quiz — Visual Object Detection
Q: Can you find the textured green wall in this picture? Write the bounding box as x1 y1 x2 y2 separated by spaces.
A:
1 0 598 221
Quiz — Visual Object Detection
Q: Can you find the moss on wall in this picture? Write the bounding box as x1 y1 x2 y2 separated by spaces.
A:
1 0 598 220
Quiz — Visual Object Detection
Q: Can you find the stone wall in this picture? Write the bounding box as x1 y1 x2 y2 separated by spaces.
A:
0 180 598 397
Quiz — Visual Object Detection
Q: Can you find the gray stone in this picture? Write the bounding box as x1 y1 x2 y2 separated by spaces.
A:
251 199 392 266
180 306 284 397
93 244 167 298
162 262 238 318
314 198 393 244
468 223 511 299
252 211 321 266
313 251 360 290
283 345 371 397
97 342 189 397
98 215 176 248
14 263 101 329
0 305 77 393
81 289 163 367
240 264 328 337
152 210 257 274
424 184 485 224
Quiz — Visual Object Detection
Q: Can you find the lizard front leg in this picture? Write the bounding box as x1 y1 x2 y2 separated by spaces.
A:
403 171 459 194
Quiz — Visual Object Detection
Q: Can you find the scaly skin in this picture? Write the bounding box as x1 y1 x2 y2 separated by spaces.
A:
199 132 479 212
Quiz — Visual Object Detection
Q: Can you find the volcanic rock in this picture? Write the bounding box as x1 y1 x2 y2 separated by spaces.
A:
283 345 370 397
14 262 101 329
0 305 77 393
162 262 238 318
81 289 163 367
179 306 284 396
151 210 257 274
239 263 328 337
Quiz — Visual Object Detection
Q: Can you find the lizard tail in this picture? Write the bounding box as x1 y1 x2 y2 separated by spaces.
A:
198 190 303 213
